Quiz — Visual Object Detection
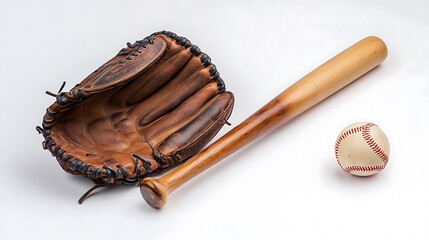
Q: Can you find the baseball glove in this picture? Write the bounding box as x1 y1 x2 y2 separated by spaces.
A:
37 30 234 203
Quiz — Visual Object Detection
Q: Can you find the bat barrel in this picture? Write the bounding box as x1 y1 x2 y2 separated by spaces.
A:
276 36 388 121
140 36 388 209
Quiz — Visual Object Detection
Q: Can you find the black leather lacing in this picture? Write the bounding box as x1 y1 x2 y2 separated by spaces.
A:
133 154 153 173
103 166 116 183
117 35 156 61
158 30 225 93
45 81 87 106
78 184 108 204
45 81 66 97
154 153 168 166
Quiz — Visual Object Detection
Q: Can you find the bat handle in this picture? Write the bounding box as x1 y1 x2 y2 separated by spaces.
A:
140 36 388 209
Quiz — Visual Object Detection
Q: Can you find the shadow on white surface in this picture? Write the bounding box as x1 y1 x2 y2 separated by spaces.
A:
320 157 389 192
20 153 137 203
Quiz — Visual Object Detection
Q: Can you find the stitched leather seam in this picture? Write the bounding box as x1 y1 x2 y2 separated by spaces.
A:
362 123 389 164
344 165 385 172
335 123 388 172
334 124 365 170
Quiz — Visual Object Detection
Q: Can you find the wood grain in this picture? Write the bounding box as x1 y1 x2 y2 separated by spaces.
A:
140 36 388 209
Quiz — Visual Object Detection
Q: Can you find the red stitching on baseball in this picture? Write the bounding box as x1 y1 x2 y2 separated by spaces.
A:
334 124 365 170
362 123 389 165
335 123 388 173
344 165 385 173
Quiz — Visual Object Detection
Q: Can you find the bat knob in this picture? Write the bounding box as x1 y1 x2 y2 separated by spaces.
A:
140 177 168 209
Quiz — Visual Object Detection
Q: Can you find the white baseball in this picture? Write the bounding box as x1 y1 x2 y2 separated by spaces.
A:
335 122 390 176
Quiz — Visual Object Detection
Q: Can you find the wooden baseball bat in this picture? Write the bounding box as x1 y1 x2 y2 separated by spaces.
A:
140 36 388 208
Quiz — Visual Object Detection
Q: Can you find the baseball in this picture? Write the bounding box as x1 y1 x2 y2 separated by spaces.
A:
335 122 390 176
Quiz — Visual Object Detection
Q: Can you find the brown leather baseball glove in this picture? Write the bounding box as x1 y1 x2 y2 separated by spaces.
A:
37 31 234 203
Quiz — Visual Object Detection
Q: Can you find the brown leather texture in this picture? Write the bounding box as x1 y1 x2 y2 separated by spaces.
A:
38 31 234 185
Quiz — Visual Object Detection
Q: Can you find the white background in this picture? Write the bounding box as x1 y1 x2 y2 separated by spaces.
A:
1 0 428 239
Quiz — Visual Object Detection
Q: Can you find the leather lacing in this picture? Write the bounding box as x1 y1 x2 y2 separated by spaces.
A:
157 30 225 93
45 81 66 98
36 30 228 204
45 81 86 105
45 81 71 105
78 184 108 204
117 35 155 61
133 154 153 172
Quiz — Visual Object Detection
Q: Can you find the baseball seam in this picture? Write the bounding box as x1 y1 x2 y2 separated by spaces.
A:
335 125 365 171
335 123 388 173
362 123 389 165
344 165 385 173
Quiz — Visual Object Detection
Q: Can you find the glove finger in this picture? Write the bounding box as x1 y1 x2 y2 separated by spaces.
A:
130 53 216 126
142 82 220 144
152 91 234 166
62 36 167 103
110 36 193 106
